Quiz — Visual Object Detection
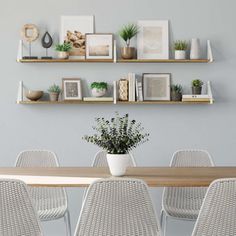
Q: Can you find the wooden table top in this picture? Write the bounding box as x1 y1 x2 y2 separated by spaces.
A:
0 167 236 187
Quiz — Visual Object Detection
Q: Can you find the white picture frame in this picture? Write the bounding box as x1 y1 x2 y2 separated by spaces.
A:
63 78 82 100
143 73 171 101
85 34 114 60
61 16 94 58
137 20 169 59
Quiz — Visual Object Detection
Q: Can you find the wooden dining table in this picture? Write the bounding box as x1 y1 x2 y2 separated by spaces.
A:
0 167 236 187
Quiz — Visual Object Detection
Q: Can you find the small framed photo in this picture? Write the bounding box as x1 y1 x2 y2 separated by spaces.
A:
63 78 82 100
137 20 169 59
85 33 114 60
143 73 171 101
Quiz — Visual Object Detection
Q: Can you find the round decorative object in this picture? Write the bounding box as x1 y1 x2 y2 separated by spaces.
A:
25 90 43 101
107 154 130 176
41 31 53 49
21 24 39 42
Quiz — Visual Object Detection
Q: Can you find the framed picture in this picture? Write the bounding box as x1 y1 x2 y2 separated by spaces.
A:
61 16 94 57
63 78 82 100
137 20 169 59
143 73 171 101
85 33 114 60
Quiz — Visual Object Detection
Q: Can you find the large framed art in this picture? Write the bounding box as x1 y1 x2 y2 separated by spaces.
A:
137 20 169 59
143 73 171 101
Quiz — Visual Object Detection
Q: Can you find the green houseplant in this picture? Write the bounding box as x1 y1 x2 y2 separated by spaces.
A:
48 84 61 101
192 79 203 95
55 42 72 59
90 82 108 97
119 23 139 59
83 113 149 176
171 84 183 101
174 40 188 60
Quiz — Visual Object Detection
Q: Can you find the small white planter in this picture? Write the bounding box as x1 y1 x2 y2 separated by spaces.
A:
91 88 107 97
107 154 130 177
57 51 69 59
175 50 186 60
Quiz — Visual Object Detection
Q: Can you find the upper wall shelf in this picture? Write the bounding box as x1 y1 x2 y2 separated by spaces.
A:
17 59 212 64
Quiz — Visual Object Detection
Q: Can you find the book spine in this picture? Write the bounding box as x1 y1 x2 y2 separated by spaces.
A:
113 81 117 104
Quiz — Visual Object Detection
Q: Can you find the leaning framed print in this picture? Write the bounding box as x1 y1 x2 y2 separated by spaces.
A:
85 33 114 60
137 20 169 59
143 73 171 101
62 78 82 100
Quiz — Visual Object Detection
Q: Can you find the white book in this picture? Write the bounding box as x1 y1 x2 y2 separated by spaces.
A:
113 81 118 104
128 73 132 102
83 97 113 102
182 94 211 99
128 73 136 102
137 82 143 101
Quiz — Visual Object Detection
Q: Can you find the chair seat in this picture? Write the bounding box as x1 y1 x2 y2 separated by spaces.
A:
30 187 67 221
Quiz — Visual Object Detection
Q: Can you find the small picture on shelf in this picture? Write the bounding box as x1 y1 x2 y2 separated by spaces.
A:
85 34 114 60
62 78 82 100
143 73 170 101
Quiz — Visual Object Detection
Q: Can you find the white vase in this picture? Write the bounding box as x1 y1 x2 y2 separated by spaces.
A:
190 38 201 59
58 51 69 59
107 154 130 176
91 88 107 97
175 50 186 60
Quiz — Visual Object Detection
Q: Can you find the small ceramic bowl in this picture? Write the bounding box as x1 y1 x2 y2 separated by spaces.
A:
25 90 44 101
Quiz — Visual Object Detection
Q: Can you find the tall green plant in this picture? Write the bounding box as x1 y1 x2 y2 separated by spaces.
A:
119 23 139 47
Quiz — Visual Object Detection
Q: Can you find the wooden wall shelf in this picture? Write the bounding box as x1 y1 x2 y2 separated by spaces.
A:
17 100 213 105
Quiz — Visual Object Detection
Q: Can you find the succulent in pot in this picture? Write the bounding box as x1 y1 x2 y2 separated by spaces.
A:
48 84 61 101
119 23 139 59
83 113 149 176
55 42 72 59
171 84 183 101
91 82 108 97
174 40 188 60
192 79 203 95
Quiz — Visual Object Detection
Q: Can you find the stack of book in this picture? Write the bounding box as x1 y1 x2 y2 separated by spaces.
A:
83 97 113 102
182 95 211 102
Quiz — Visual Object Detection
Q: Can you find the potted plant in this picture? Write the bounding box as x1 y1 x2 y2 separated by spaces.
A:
83 113 149 176
119 23 139 59
91 82 108 97
48 84 61 101
174 40 188 60
192 79 203 95
171 84 183 101
55 42 72 59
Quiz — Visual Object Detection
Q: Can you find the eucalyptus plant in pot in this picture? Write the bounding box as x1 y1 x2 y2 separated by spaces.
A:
83 113 149 176
119 23 139 59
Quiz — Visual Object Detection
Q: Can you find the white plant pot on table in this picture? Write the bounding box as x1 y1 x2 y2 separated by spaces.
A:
107 154 130 177
175 50 186 60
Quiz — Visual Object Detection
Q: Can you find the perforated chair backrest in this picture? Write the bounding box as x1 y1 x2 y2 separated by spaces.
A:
192 178 236 236
74 178 161 236
0 179 43 236
92 150 136 167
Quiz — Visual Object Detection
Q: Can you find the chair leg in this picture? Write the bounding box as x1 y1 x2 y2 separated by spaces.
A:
64 211 72 236
163 213 168 236
160 209 164 227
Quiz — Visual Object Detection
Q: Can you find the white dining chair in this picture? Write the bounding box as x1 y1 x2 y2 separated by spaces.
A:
0 179 43 236
161 149 214 236
92 150 136 167
192 178 236 236
74 178 161 236
15 150 71 236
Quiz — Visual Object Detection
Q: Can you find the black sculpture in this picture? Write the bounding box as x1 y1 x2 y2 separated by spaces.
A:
41 31 53 59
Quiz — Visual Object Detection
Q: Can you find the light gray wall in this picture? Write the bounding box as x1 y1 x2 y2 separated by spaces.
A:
1 0 235 235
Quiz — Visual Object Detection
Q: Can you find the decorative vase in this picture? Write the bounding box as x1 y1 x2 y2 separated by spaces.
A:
91 88 107 97
192 87 202 95
49 92 60 102
107 154 130 176
121 47 135 59
175 50 186 60
58 51 69 59
171 91 182 101
190 38 201 59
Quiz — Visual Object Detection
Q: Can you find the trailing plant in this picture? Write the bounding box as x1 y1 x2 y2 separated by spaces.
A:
55 42 72 52
174 40 188 51
91 82 108 90
48 84 61 93
83 113 149 154
171 84 182 93
119 23 139 47
192 79 203 87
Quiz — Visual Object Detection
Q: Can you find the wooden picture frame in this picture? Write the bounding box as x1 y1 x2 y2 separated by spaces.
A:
85 33 114 60
143 73 171 101
62 78 82 100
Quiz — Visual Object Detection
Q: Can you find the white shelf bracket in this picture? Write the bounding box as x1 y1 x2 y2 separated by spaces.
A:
207 40 214 63
113 40 117 63
207 81 214 104
16 81 24 103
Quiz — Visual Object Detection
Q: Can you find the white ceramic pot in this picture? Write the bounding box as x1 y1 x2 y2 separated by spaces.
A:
190 38 201 59
91 88 107 97
107 154 130 177
175 50 186 60
58 51 69 59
